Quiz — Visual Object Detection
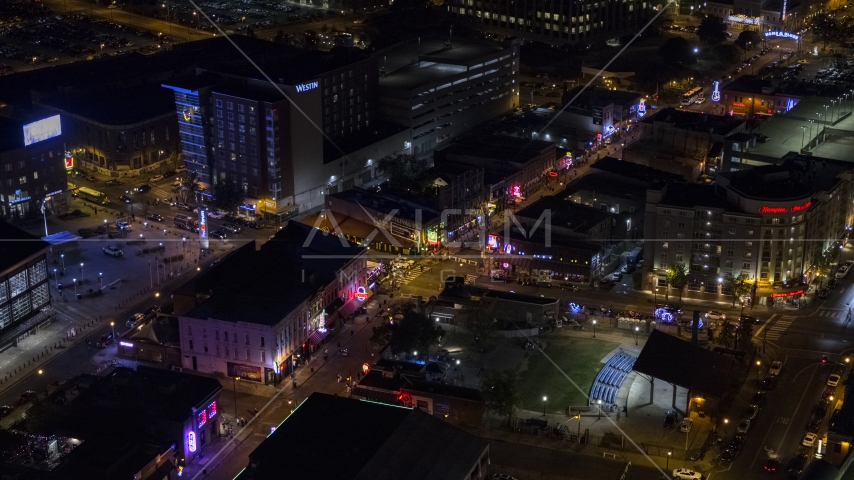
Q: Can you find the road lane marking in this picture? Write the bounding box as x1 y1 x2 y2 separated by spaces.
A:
775 361 819 453
754 314 776 338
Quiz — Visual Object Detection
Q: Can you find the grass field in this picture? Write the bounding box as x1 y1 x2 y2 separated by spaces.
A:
517 337 619 414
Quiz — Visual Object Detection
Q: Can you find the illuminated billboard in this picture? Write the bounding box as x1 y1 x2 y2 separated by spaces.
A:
23 115 62 146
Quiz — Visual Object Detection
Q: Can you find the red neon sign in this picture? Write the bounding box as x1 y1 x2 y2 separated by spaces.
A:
758 201 811 214
733 102 746 107
355 286 368 301
770 289 804 298
548 171 558 177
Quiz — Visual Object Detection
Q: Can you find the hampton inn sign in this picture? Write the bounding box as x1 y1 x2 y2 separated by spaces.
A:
758 201 811 214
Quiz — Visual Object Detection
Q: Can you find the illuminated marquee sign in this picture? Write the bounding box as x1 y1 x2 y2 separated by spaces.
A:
182 107 193 122
188 432 197 452
548 171 558 177
427 229 439 244
758 201 811 214
295 81 319 93
711 81 721 102
787 99 795 112
770 289 805 298
765 31 799 40
487 234 499 249
511 185 522 198
23 115 61 146
362 362 370 374
728 14 760 24
197 410 207 428
355 286 368 301
64 151 73 170
733 102 746 107
119 341 134 348
638 99 646 116
208 401 217 419
199 209 208 238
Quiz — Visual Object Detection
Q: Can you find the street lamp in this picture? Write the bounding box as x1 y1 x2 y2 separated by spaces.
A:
233 376 241 418
723 418 729 437
80 262 84 278
110 321 115 343
597 399 603 418
99 272 103 288
667 451 672 470
756 360 761 382
592 319 597 338
162 4 173 36
542 396 548 416
801 125 807 150
634 326 640 345
72 278 77 296
60 253 65 271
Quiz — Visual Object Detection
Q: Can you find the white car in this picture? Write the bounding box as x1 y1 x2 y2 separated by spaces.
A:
802 432 817 447
769 360 783 376
828 374 841 387
609 272 623 281
744 404 759 420
680 418 693 432
116 220 132 231
175 165 186 173
208 211 225 219
736 419 751 434
620 264 631 273
836 266 849 279
705 311 726 320
672 468 703 480
103 246 123 257
150 174 165 182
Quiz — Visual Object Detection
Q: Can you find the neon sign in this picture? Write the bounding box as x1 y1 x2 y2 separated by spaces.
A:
504 244 513 254
770 289 804 298
728 14 760 24
487 234 499 249
765 31 799 40
758 201 811 214
427 229 439 244
548 171 558 177
64 151 73 170
197 410 207 428
511 185 521 198
362 362 370 374
119 341 134 348
787 99 795 112
733 102 746 107
208 401 217 419
295 81 319 92
182 107 193 122
355 286 368 301
188 432 197 452
638 99 646 116
711 81 721 102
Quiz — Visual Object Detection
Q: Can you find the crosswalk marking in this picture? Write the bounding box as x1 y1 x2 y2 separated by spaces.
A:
397 269 423 285
818 309 850 318
765 315 795 340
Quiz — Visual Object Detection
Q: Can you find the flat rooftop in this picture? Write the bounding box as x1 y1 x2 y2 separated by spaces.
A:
184 222 365 326
719 154 854 201
329 187 442 224
239 393 487 480
641 107 745 136
657 183 742 213
515 195 613 234
563 86 643 109
589 156 685 184
39 83 175 125
0 222 50 273
721 74 772 95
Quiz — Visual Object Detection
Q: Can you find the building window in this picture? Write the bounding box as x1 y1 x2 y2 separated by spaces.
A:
261 350 266 362
245 334 250 345
217 110 223 118
204 343 208 353
743 262 751 270
216 345 220 356
216 99 222 107
224 331 228 342
225 346 230 357
189 339 194 350
18 176 26 185
245 349 250 360
238 104 245 112
188 325 193 336
260 336 265 347
227 101 233 110
215 330 220 340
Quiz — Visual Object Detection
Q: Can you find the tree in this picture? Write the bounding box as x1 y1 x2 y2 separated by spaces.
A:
658 37 696 65
378 153 432 196
815 252 833 288
369 306 443 358
737 317 753 351
177 171 200 204
481 369 520 425
735 30 762 50
718 320 734 348
666 263 688 300
463 301 498 352
213 179 244 214
712 43 741 65
697 15 728 45
723 272 754 308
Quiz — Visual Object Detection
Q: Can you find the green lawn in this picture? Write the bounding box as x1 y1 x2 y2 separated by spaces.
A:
517 337 619 414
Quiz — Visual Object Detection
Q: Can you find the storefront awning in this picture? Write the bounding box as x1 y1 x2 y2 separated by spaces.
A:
307 328 329 347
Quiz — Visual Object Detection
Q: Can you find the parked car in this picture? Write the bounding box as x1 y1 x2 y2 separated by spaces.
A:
828 374 841 387
720 448 738 462
728 434 746 451
620 264 633 274
828 278 838 289
126 313 145 328
0 405 12 419
116 220 132 231
103 246 123 257
150 174 165 182
609 272 623 281
135 184 151 193
146 213 164 222
208 210 225 219
15 390 36 406
118 195 131 203
802 432 817 447
244 221 260 229
705 311 726 320
671 469 702 480
175 165 186 173
680 418 693 432
222 223 241 234
664 410 678 428
744 404 759 420
210 229 227 239
558 282 579 291
787 453 808 476
736 419 751 434
96 332 114 348
739 315 761 325
818 288 829 298
769 360 783 376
